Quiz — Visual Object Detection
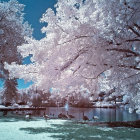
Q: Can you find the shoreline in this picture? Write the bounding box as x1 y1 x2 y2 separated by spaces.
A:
77 120 140 128
0 106 140 128
0 107 46 111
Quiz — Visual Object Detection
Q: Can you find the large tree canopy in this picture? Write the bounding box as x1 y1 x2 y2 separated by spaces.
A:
5 0 140 112
0 0 32 104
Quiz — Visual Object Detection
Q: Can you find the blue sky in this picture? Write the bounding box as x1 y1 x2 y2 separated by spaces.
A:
0 0 57 89
20 0 57 40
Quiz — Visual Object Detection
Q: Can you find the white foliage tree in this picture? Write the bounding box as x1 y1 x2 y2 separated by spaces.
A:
0 0 32 104
5 0 140 112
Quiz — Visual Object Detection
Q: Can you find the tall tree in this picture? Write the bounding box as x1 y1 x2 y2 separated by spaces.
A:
0 0 32 104
5 0 140 112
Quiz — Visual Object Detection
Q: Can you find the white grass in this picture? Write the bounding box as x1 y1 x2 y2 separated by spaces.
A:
97 127 114 131
0 119 66 140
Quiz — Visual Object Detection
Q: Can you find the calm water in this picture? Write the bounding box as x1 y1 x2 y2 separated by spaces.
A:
1 107 140 122
46 107 140 122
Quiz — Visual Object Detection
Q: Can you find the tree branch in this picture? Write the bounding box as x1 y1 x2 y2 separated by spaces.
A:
122 72 140 80
128 26 140 37
60 48 89 71
58 35 93 45
106 48 140 56
126 39 140 42
134 23 140 30
73 65 81 75
80 69 109 80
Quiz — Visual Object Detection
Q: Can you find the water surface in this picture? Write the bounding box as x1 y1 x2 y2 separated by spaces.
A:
1 107 139 122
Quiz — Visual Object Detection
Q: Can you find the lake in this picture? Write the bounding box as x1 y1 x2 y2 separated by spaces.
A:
1 107 140 122
44 107 140 122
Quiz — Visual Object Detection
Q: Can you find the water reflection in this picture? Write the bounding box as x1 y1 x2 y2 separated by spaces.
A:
1 107 140 122
41 107 140 122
